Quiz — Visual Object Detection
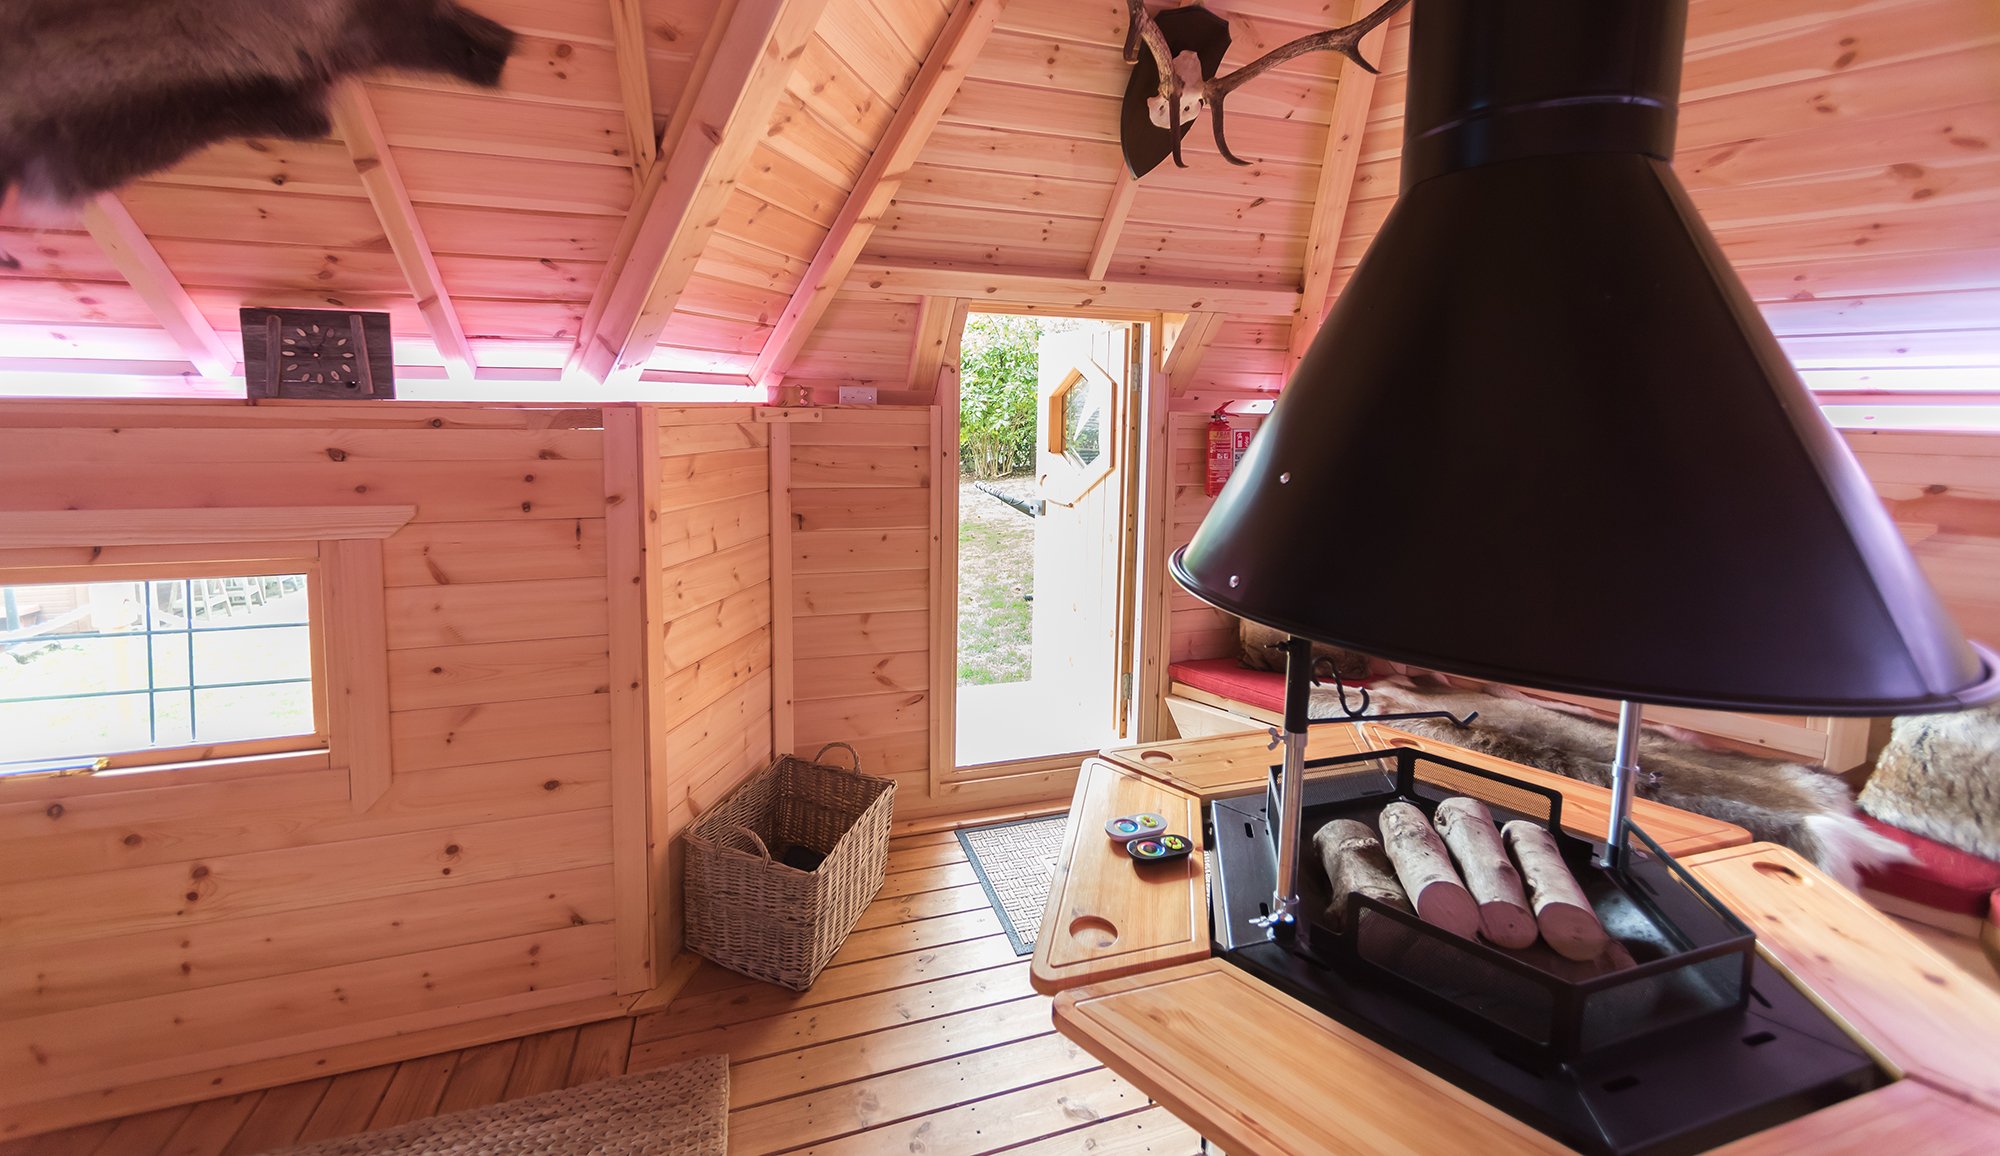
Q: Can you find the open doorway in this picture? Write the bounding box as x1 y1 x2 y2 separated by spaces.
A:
952 314 1142 768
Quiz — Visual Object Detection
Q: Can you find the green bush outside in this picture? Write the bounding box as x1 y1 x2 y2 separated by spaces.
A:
958 313 1041 479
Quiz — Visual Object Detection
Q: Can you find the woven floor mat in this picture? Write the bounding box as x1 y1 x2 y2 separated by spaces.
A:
958 815 1068 956
269 1052 727 1155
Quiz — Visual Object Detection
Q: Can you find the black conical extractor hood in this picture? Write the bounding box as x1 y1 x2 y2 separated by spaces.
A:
1172 0 1999 715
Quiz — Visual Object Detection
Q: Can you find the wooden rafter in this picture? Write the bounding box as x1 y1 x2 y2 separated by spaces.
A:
1087 166 1140 281
751 0 1009 390
328 82 476 383
572 0 834 385
81 194 236 381
1287 0 1393 374
1163 311 1225 387
906 295 970 400
846 262 1300 317
608 0 658 185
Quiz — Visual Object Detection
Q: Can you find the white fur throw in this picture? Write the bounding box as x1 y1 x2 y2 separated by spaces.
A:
1859 704 2000 861
1346 680 1911 887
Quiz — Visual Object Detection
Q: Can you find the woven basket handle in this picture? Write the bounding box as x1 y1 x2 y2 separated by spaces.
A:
813 741 862 772
721 824 771 860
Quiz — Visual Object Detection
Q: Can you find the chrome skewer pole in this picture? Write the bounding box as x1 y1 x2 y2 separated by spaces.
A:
1596 699 1644 869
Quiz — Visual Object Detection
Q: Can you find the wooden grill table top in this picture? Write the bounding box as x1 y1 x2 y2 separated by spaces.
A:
1035 728 2000 1154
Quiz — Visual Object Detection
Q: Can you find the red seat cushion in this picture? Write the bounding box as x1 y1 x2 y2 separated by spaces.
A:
1170 658 1287 712
1169 658 1373 715
1856 816 2000 918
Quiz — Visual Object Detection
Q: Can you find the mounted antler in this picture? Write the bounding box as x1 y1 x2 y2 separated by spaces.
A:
1125 0 1411 168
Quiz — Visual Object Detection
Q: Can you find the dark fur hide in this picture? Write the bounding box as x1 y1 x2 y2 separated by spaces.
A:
1859 703 2000 860
0 0 516 205
1340 679 1910 886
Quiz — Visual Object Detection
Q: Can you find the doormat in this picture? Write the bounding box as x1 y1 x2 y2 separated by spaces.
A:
271 1053 727 1156
957 815 1069 956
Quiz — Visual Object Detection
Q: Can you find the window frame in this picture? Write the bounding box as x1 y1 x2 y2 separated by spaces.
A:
0 506 413 809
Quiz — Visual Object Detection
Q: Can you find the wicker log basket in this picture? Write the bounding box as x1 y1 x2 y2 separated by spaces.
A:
682 742 896 990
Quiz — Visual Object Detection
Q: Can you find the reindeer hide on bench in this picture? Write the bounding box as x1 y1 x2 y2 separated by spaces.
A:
0 0 517 207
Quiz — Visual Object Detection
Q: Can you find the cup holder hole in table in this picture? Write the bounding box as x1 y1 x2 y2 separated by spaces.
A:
1068 915 1119 948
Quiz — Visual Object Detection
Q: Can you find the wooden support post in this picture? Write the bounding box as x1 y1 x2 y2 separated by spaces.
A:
81 194 236 381
601 405 659 994
768 420 797 755
906 295 967 400
1133 319 1174 741
1287 0 1394 376
573 0 834 385
751 0 1009 390
608 0 659 187
328 82 476 383
1087 166 1140 281
1162 311 1224 390
926 304 971 795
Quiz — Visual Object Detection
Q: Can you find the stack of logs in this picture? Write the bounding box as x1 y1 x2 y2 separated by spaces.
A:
1316 798 1636 975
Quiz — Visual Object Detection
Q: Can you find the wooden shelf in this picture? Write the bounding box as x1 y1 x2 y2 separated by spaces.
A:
1030 758 1208 995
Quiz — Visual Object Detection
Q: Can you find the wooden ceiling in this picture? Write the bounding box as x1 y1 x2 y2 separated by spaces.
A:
0 0 1994 417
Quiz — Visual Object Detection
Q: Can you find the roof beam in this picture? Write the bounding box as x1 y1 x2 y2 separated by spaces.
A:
1086 166 1140 281
328 82 476 383
847 261 1300 317
1287 0 1394 375
573 0 833 385
81 194 236 381
751 0 1008 389
1163 311 1225 387
609 0 658 184
906 296 970 399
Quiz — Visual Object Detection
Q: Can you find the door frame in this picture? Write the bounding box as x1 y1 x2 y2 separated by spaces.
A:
927 304 1175 802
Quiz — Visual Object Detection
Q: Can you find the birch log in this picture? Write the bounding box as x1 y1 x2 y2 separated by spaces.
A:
1377 802 1481 940
1502 820 1610 961
1433 797 1538 949
1313 818 1410 929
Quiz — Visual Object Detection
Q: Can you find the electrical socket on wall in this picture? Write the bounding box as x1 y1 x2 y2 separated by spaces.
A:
838 386 878 405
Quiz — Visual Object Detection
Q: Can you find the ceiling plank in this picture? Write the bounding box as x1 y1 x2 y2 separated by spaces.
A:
80 194 236 381
847 261 1300 317
573 0 835 385
1286 1 1394 375
328 82 476 384
752 0 1009 390
608 0 658 185
1086 166 1140 281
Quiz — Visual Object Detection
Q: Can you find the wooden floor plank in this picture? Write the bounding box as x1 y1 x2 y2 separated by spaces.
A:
886 841 969 873
634 934 1022 1045
92 1105 193 1156
502 1028 580 1099
434 1039 522 1115
852 882 993 930
823 908 1003 968
730 994 1052 1108
878 861 979 899
888 831 963 850
565 1019 635 1088
292 1065 395 1145
629 961 1036 1072
158 1094 259 1156
727 1032 1098 1154
1000 1104 1206 1155
366 1053 460 1131
796 1066 1152 1156
221 1079 331 1155
0 1121 114 1156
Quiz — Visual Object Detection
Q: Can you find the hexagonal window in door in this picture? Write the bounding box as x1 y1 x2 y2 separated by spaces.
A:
1055 369 1107 469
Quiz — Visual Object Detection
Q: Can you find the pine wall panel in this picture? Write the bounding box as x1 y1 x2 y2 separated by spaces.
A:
0 401 635 1115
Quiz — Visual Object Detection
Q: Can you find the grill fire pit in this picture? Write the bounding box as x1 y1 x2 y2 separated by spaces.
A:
1206 745 1884 1154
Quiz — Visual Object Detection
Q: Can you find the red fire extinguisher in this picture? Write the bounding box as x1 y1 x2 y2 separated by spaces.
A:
1205 408 1234 497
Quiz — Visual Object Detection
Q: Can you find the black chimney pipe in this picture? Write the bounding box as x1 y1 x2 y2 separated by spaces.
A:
1171 0 1998 715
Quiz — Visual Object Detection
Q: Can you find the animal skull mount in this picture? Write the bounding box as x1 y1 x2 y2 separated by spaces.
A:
1120 0 1412 178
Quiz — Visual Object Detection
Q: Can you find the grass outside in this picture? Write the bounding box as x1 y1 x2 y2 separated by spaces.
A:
957 476 1036 686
